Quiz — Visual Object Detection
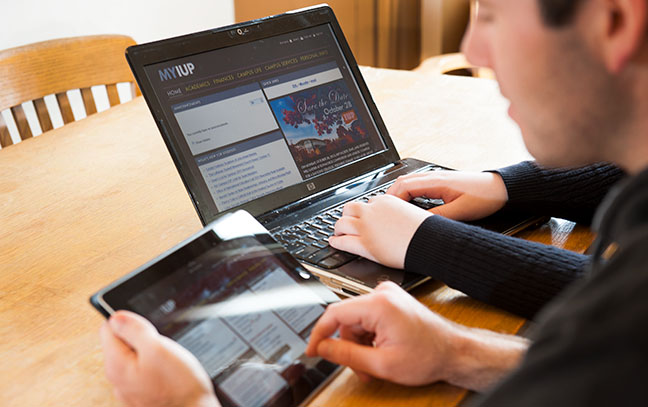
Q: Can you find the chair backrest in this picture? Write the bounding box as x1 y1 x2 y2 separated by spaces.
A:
0 35 140 148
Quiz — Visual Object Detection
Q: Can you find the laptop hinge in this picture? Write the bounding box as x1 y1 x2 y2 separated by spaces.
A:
380 161 407 176
257 162 402 227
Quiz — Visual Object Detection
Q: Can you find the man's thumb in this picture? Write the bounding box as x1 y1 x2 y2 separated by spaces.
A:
109 310 159 351
428 200 471 221
317 338 383 377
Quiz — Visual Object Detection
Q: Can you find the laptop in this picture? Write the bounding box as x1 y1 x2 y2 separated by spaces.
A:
125 5 543 296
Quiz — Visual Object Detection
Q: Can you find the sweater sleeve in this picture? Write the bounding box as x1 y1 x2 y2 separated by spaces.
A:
404 216 589 320
493 161 625 225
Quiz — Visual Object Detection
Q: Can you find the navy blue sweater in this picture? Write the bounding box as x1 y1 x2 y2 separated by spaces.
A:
404 161 624 319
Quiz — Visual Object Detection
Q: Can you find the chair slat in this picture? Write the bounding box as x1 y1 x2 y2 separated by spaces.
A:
0 35 138 143
106 84 121 107
80 87 97 116
128 83 136 99
0 113 14 147
0 35 138 111
33 98 53 133
10 105 33 140
55 92 75 124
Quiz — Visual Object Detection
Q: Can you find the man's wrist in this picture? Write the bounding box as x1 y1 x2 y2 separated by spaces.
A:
443 324 529 392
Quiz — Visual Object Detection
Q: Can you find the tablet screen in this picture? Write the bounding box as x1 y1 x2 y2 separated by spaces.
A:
94 212 340 407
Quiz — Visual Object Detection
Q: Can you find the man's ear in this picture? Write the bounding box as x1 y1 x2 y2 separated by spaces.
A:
598 0 647 73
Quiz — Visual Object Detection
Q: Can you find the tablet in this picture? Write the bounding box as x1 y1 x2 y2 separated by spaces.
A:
90 210 341 407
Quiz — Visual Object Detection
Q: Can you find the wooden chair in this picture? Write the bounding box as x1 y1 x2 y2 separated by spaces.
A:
0 35 140 148
414 52 496 79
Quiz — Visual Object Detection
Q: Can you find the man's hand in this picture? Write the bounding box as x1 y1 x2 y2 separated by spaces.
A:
329 194 432 269
387 171 509 221
306 282 530 391
306 282 457 386
100 310 220 407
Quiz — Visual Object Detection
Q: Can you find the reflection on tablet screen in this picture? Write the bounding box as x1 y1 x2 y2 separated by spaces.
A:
126 235 339 407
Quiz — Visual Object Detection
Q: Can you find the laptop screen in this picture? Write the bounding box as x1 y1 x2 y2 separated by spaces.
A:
141 24 387 215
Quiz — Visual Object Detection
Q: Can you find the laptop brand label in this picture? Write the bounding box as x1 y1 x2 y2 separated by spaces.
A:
159 63 195 82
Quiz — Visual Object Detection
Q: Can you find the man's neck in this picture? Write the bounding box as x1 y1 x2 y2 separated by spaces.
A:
618 64 648 174
614 121 648 174
620 157 648 175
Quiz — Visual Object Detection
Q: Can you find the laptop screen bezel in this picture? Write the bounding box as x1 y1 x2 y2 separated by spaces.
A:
126 5 400 225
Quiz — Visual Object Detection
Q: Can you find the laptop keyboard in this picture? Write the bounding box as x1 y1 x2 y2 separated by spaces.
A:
272 183 443 270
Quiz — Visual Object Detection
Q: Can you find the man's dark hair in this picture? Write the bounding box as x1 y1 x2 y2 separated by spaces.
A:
538 0 584 26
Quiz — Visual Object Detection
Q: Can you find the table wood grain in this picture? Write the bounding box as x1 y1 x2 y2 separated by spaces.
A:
0 68 594 407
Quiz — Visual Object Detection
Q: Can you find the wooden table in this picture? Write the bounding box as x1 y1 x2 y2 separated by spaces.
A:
0 68 594 407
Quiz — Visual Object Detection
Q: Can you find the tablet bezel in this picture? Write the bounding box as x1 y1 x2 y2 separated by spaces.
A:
90 210 342 407
90 211 339 315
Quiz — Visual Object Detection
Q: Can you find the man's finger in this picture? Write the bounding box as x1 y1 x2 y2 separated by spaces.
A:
108 311 159 352
306 295 380 356
113 388 128 405
341 201 364 217
374 280 402 293
328 235 370 259
386 175 426 200
428 198 475 221
354 370 372 383
390 178 450 202
316 338 386 378
333 216 360 236
339 325 375 382
100 321 135 359
387 172 431 195
340 324 374 346
100 322 136 383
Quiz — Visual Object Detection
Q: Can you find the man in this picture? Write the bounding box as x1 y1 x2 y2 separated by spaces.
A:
100 0 648 405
